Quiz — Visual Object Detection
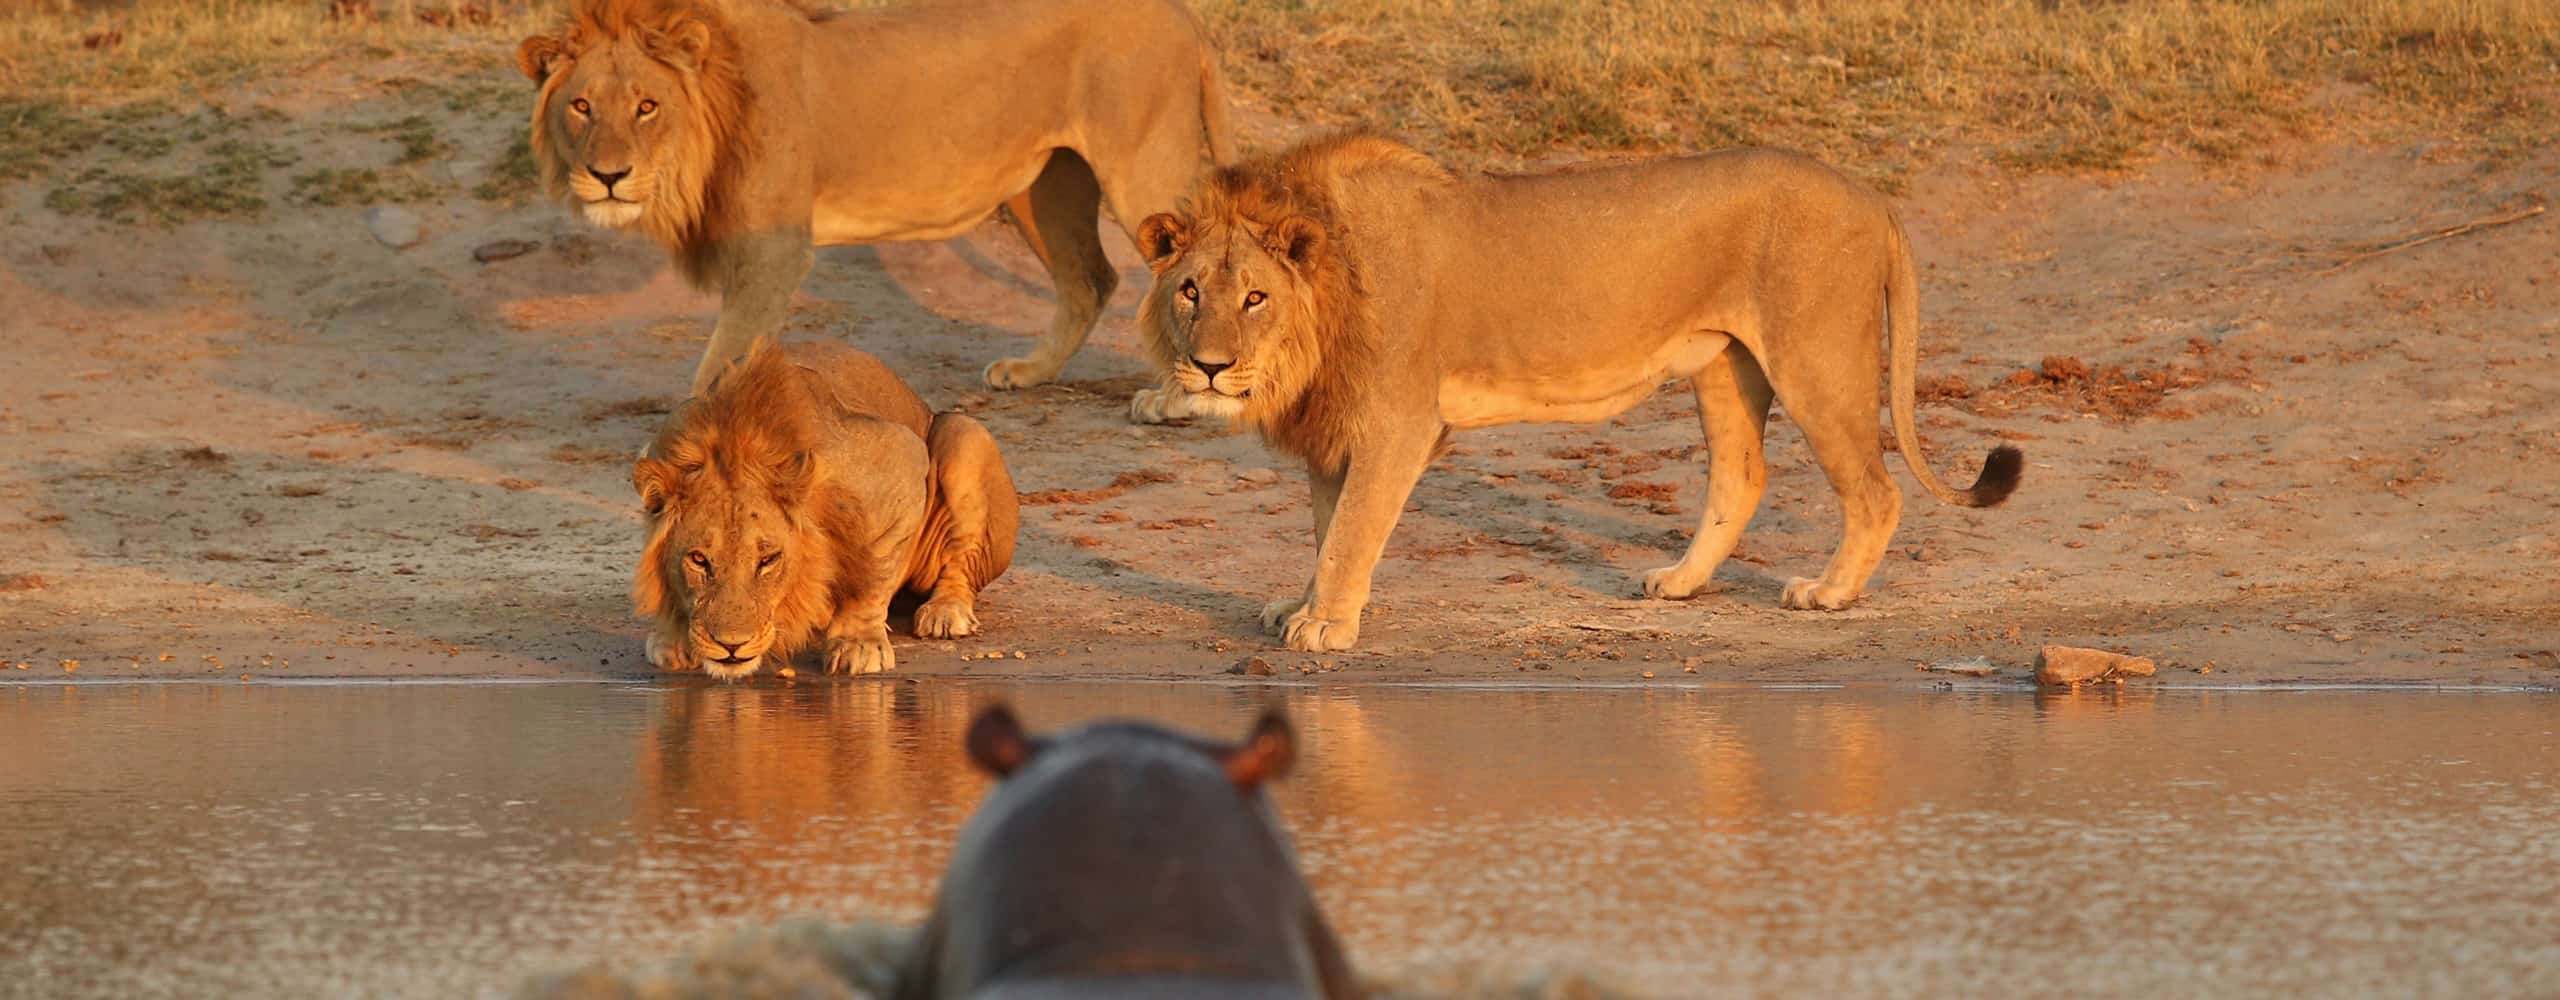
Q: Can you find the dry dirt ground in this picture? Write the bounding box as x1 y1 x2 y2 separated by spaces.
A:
4 68 2557 688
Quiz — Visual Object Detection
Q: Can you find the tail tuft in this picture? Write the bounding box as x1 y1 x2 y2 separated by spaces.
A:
1963 446 2025 508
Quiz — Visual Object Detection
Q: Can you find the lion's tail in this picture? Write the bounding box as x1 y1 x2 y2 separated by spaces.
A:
1198 49 1239 165
1886 212 2022 508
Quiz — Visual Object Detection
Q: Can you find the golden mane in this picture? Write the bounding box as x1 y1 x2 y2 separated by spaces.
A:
525 0 812 285
630 344 853 659
1142 134 1449 473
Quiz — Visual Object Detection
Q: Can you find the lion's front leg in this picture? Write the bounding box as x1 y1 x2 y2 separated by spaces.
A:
1261 462 1340 636
691 232 815 394
646 615 699 673
823 559 904 676
1279 430 1438 653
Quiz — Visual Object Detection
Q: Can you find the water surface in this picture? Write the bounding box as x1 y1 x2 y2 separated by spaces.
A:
3 681 2555 997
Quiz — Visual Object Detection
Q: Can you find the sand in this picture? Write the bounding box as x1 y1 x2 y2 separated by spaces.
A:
3 72 2556 687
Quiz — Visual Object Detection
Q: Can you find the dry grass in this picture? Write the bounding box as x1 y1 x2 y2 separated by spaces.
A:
3 0 2554 190
0 0 545 104
1200 0 2560 182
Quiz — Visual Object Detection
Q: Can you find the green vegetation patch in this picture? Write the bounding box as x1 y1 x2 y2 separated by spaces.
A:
472 132 539 202
352 114 447 165
43 136 292 224
288 166 440 207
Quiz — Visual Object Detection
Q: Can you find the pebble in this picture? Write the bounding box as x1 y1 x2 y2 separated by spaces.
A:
1239 468 1283 486
1228 655 1276 677
2035 645 2157 686
365 205 422 248
472 238 538 262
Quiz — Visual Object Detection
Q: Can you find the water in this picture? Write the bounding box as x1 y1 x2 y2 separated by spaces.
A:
2 681 2555 998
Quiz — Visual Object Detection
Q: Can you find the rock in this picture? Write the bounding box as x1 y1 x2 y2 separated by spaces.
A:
2036 645 2156 686
1239 468 1283 486
1227 655 1276 677
365 205 422 249
472 238 538 263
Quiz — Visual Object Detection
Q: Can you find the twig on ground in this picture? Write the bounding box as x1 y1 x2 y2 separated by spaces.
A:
2308 193 2547 275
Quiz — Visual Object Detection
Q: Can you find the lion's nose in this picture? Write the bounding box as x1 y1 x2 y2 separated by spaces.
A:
588 166 630 191
1192 358 1232 381
711 636 749 658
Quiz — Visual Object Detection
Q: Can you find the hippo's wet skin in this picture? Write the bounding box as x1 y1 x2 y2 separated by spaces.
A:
895 705 1360 999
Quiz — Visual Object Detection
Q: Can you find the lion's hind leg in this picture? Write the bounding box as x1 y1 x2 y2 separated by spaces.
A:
1762 328 1902 611
984 151 1116 391
1643 342 1776 601
910 413 1020 639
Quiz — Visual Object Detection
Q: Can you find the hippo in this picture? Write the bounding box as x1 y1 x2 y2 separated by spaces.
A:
894 704 1360 999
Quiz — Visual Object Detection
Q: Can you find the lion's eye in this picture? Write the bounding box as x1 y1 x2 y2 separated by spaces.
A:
1243 290 1266 308
756 551 779 571
685 551 710 573
636 99 658 117
569 97 591 116
1178 280 1199 303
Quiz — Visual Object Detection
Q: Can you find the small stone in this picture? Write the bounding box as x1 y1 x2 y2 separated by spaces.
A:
2036 645 2156 686
777 666 797 679
365 205 422 248
1239 468 1283 486
2330 631 2353 642
471 238 538 262
1011 650 1026 660
1640 670 1656 679
1228 655 1276 677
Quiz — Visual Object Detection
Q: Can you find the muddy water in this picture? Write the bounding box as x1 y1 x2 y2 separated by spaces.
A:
1 681 2554 998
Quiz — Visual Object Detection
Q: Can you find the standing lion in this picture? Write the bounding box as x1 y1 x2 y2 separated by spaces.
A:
517 0 1235 405
632 340 1018 680
1133 135 2023 652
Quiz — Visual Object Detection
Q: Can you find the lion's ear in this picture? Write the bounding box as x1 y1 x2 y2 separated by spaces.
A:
1217 710 1296 789
1268 215 1326 271
1137 213 1192 272
516 34 571 83
648 17 714 71
966 704 1040 777
633 457 680 516
768 449 814 498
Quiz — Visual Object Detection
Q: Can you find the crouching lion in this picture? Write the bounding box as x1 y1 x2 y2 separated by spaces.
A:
633 341 1017 680
1135 135 2023 652
896 704 1359 1000
518 0 1234 400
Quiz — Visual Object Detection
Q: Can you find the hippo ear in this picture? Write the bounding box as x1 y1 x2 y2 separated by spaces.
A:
966 704 1036 777
1220 710 1295 789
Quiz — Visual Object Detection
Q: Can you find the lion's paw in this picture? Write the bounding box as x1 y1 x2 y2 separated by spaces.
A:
1780 577 1861 611
824 632 897 675
1640 564 1712 601
646 627 698 673
1280 607 1361 652
913 596 980 639
1128 385 1186 425
983 356 1059 391
1259 596 1308 635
